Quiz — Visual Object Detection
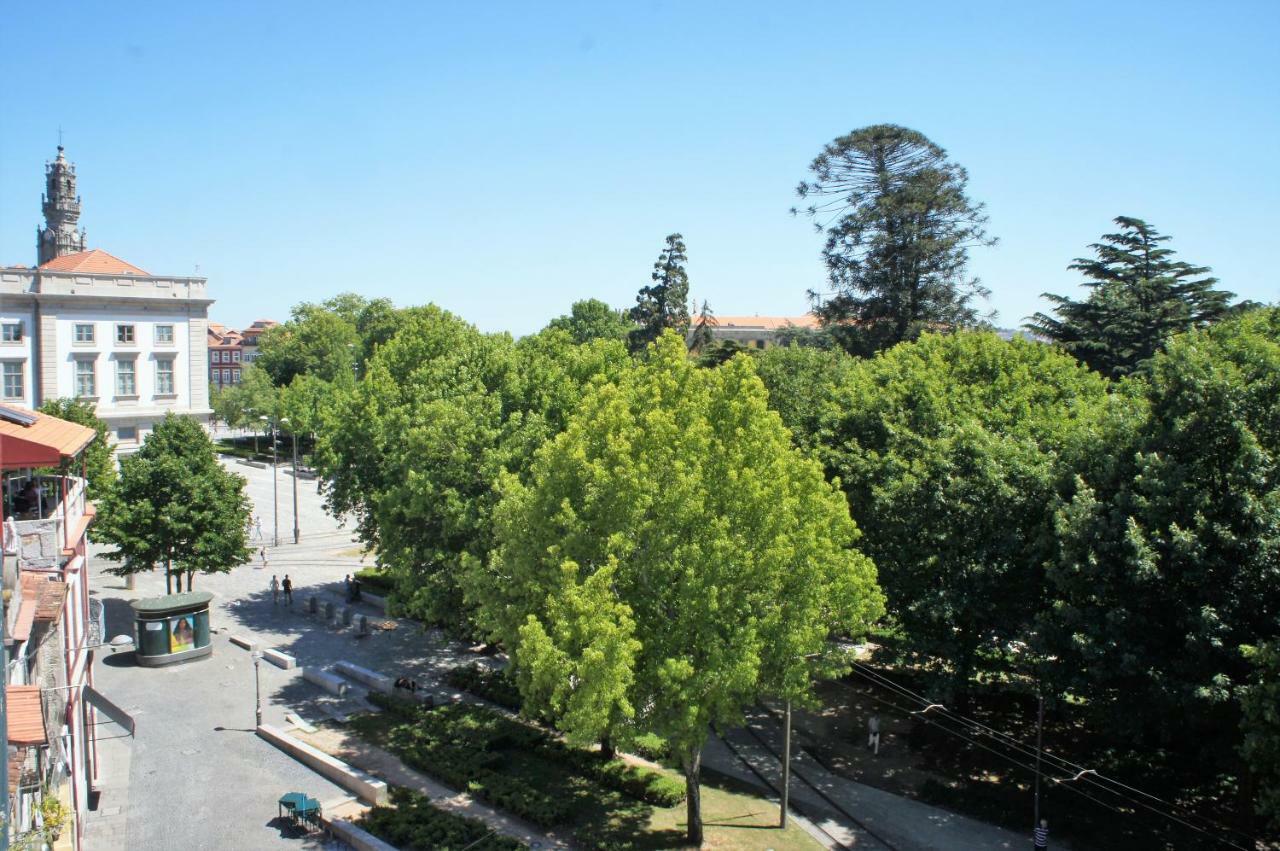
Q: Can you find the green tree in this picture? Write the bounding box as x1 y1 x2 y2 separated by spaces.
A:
96 415 252 593
628 234 691 353
255 302 359 387
1041 308 1280 786
546 299 634 345
795 124 994 354
1241 642 1280 832
687 300 716 355
37 398 115 499
753 344 857 454
476 333 884 843
821 332 1117 707
1027 217 1238 378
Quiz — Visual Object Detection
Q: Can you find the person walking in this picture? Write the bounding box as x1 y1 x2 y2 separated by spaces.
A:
270 575 280 606
867 713 881 755
281 574 293 607
253 516 264 542
1033 818 1049 850
343 574 352 602
259 546 268 570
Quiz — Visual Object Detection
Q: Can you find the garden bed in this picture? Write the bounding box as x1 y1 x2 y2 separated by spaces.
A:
357 785 526 850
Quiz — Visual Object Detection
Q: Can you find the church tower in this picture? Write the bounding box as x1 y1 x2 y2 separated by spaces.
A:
37 145 87 265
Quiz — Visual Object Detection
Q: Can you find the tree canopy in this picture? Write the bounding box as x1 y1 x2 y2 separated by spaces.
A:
546 298 634 344
1026 217 1239 378
475 333 884 843
96 415 252 593
37 397 115 499
795 124 993 354
628 234 691 353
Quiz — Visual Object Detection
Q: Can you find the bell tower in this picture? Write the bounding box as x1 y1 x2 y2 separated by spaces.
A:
37 145 87 265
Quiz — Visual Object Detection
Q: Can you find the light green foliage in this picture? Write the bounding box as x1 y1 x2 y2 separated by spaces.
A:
821 332 1116 705
96 414 251 593
546 298 634 344
1241 643 1280 830
37 398 115 499
1028 217 1239 378
1042 308 1280 769
796 124 993 354
628 234 691 353
255 301 359 387
212 364 282 429
480 332 883 842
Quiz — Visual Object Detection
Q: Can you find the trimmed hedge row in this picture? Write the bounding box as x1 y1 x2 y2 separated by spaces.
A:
443 663 524 712
354 567 395 596
358 786 526 850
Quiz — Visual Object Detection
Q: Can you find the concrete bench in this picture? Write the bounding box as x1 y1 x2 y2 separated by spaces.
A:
360 592 388 614
257 724 388 805
262 648 296 669
228 635 257 651
329 819 397 851
302 667 349 696
332 661 394 695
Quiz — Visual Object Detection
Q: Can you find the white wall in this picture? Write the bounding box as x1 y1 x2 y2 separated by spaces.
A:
0 304 36 407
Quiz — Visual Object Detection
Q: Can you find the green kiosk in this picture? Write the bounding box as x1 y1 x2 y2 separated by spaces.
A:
131 591 214 666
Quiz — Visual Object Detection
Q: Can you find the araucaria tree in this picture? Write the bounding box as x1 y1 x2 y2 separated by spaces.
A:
628 233 691 353
97 415 252 593
796 124 993 355
476 333 884 843
1027 216 1237 378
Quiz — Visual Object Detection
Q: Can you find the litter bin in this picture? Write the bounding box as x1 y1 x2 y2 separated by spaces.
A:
131 591 214 666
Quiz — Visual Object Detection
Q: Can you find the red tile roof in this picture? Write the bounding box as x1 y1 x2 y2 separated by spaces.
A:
39 249 148 275
6 686 47 746
21 573 68 622
0 406 98 468
710 315 820 330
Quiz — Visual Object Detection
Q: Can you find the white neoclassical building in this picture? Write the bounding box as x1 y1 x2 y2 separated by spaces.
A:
0 146 212 451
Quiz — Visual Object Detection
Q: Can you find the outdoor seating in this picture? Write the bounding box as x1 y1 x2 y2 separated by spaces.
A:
277 792 322 830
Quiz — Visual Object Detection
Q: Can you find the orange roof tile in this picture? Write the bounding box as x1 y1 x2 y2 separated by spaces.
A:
21 573 68 622
6 686 47 746
711 315 820 330
0 406 97 468
39 249 149 275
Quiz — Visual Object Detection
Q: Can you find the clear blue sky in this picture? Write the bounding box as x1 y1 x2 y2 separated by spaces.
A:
3 2 1277 336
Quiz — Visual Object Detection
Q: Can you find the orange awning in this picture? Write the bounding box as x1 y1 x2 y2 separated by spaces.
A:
6 685 47 746
0 406 96 469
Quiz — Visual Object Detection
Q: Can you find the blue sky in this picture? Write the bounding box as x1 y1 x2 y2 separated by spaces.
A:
2 2 1277 336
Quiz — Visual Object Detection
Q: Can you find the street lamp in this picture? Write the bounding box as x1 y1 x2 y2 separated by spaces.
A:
281 417 299 544
781 652 823 828
261 416 278 547
252 650 264 727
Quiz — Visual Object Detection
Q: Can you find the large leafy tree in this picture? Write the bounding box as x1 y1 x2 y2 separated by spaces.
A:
476 333 884 843
821 332 1117 707
795 124 993 355
1026 217 1238 378
628 234 691 353
753 344 858 454
37 398 115 499
546 298 634 345
1041 308 1280 789
1241 642 1280 832
96 415 252 593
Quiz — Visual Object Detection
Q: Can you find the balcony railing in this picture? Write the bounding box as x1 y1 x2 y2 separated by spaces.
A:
3 476 88 569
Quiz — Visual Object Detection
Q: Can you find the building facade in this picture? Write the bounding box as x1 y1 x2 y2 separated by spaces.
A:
1 147 213 451
207 323 244 391
689 314 820 350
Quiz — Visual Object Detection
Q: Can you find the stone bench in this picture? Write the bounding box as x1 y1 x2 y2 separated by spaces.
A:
257 724 388 805
302 667 349 696
262 648 295 669
228 635 257 651
333 661 394 695
329 819 398 851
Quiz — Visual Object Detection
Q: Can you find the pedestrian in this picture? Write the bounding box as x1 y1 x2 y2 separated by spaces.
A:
867 713 881 755
253 516 263 542
282 574 293 606
351 576 361 603
259 546 268 570
1033 818 1049 850
270 575 279 606
344 574 352 602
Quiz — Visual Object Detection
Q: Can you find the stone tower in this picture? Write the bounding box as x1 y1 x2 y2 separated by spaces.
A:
37 145 87 265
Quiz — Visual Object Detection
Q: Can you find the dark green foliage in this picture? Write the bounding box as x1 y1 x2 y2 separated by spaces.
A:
1041 308 1280 789
693 339 746 368
1027 217 1238 378
753 344 858 453
37 397 115 499
358 786 526 850
628 234 691 353
1241 643 1280 830
444 664 524 712
96 414 252 594
687 300 715 355
795 124 993 354
353 567 394 596
546 299 634 345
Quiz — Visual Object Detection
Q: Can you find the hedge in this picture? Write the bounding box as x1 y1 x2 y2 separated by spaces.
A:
444 663 524 712
354 567 395 596
358 786 526 850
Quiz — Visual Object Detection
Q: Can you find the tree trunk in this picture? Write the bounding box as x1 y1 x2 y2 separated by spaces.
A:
599 735 615 761
165 559 173 595
683 744 703 845
185 570 194 592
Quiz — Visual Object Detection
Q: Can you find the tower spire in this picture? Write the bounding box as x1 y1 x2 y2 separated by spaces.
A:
37 142 87 265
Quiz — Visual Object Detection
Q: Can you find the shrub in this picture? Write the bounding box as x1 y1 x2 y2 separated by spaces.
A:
358 786 526 850
444 663 524 712
629 732 670 763
355 567 395 596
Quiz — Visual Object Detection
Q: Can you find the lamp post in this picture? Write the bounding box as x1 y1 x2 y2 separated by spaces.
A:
281 417 299 544
781 652 823 828
261 416 278 547
252 650 264 727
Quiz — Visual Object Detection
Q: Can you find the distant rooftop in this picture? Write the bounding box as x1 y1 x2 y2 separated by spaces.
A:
38 248 149 276
709 315 819 330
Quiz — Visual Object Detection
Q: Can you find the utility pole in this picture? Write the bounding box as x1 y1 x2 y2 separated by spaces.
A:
1033 692 1045 830
1 576 10 849
262 417 279 547
288 422 299 544
780 698 792 828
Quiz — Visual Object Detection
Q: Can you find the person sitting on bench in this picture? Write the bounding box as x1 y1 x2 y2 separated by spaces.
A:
394 676 419 693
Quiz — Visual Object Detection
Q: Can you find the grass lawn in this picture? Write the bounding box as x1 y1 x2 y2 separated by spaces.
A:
640 777 821 850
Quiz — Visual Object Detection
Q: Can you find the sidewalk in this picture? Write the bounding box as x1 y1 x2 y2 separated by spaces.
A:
704 706 1030 851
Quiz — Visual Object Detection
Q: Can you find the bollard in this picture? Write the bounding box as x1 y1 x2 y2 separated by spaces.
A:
342 607 353 626
358 615 369 635
308 595 318 615
324 601 335 621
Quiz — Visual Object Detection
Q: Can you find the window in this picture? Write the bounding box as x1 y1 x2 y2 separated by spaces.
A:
1 323 21 343
155 324 175 345
117 425 137 442
221 368 230 384
74 323 95 344
115 324 135 345
75 359 96 397
2 362 22 398
232 350 241 362
115 359 136 396
155 358 175 395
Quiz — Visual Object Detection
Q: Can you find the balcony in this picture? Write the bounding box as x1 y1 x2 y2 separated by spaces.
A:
3 475 90 569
